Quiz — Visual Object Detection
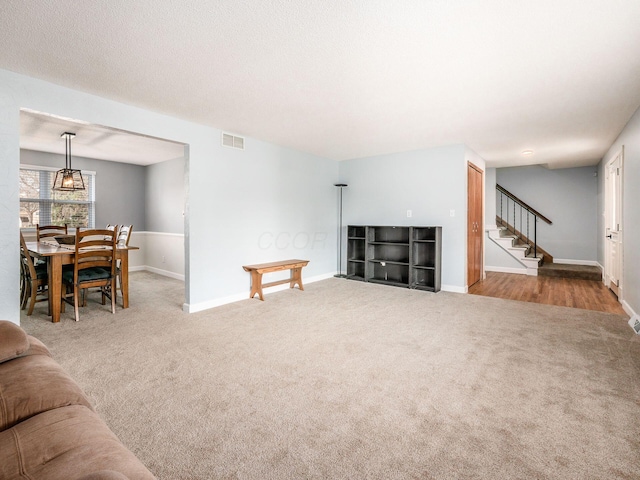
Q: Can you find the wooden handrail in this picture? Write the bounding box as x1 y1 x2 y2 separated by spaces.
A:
496 184 552 225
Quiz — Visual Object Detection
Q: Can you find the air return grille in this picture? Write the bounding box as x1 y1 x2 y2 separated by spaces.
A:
222 133 244 150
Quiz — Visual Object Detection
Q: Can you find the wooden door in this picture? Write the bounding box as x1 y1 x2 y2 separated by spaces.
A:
467 163 484 287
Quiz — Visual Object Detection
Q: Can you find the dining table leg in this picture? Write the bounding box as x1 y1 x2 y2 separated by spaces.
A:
48 255 62 323
120 250 130 308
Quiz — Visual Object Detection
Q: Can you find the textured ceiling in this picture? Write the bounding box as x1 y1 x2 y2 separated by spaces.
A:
2 0 640 168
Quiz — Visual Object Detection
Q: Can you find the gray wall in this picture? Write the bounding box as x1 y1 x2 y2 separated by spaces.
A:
145 156 185 233
338 144 469 290
598 105 640 317
20 149 146 230
496 165 598 261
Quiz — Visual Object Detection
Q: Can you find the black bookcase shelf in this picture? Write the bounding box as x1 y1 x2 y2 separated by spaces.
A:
346 225 441 292
346 226 367 280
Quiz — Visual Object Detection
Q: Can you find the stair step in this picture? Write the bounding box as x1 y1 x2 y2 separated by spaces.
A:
537 263 601 281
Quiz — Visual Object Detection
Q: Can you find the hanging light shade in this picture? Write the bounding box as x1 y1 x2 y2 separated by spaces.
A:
52 132 85 191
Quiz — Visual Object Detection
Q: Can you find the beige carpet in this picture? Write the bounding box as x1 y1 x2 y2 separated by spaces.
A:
20 273 640 479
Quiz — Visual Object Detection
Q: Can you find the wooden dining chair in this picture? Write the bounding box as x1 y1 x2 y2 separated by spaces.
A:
36 224 68 240
84 224 133 307
115 225 133 304
20 232 49 316
61 228 117 322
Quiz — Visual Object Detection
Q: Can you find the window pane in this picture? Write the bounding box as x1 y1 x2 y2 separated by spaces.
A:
19 201 40 228
52 203 88 228
19 170 41 199
20 168 94 228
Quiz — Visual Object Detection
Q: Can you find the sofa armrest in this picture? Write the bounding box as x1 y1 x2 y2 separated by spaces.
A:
0 320 29 363
24 335 52 358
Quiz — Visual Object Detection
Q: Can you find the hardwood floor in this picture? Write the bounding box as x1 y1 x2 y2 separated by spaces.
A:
468 271 626 315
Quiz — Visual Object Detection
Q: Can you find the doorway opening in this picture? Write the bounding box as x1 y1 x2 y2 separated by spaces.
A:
604 147 624 300
19 108 189 315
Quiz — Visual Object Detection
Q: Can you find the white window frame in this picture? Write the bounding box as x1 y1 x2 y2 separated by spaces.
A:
19 164 96 229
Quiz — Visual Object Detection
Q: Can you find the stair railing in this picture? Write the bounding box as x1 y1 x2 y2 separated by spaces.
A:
496 184 552 258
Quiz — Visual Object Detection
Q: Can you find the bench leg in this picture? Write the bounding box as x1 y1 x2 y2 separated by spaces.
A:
290 267 304 290
249 271 264 301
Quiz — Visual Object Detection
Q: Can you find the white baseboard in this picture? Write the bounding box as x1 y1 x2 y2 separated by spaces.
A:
183 272 336 313
442 284 467 294
553 258 599 266
622 300 637 319
131 265 185 281
484 266 528 275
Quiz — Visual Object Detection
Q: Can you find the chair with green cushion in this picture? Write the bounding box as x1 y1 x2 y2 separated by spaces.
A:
61 228 117 322
20 232 49 316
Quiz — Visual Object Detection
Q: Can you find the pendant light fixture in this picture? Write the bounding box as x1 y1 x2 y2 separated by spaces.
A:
52 132 85 191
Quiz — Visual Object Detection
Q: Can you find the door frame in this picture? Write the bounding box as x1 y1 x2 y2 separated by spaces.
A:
604 146 624 300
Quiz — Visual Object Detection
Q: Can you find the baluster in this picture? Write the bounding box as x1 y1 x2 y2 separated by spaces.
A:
519 204 522 242
534 216 537 257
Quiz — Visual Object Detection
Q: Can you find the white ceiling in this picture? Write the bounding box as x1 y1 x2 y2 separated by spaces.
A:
2 0 640 169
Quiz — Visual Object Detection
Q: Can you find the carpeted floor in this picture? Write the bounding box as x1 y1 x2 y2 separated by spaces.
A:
20 272 640 479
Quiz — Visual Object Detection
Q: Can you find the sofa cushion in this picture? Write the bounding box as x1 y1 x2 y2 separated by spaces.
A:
0 320 30 363
0 352 94 431
0 404 155 479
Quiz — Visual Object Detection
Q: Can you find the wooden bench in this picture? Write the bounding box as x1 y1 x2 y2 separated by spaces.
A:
242 259 310 301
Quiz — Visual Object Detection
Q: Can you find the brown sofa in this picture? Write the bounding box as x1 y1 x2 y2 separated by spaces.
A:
0 320 155 480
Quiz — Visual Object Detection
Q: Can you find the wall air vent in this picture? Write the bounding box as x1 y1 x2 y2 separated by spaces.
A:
222 132 244 150
629 315 640 335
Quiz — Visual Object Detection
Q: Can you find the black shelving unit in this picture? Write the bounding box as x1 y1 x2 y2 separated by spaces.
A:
346 225 441 292
346 225 367 280
367 226 410 287
410 227 442 292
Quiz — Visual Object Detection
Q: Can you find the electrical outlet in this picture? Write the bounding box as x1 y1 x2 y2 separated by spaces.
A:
450 209 455 217
407 209 412 218
162 255 166 263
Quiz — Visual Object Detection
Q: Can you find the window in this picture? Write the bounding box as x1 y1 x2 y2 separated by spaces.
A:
20 165 95 228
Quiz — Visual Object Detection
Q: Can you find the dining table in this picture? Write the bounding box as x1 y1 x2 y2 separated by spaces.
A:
26 241 139 323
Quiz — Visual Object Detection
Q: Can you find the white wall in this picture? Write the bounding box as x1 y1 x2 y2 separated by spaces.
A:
128 232 184 280
338 144 470 291
496 165 599 262
0 69 338 323
145 157 185 234
598 106 640 318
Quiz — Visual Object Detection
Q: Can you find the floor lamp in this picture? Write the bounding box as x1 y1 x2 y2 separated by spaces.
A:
334 183 348 278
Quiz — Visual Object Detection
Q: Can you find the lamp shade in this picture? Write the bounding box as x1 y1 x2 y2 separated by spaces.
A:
52 168 85 191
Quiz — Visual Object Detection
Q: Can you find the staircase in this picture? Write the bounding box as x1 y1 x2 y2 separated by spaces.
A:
489 184 602 281
488 226 543 275
487 184 553 275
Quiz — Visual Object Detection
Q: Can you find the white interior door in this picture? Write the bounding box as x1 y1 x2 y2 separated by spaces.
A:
604 148 623 297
